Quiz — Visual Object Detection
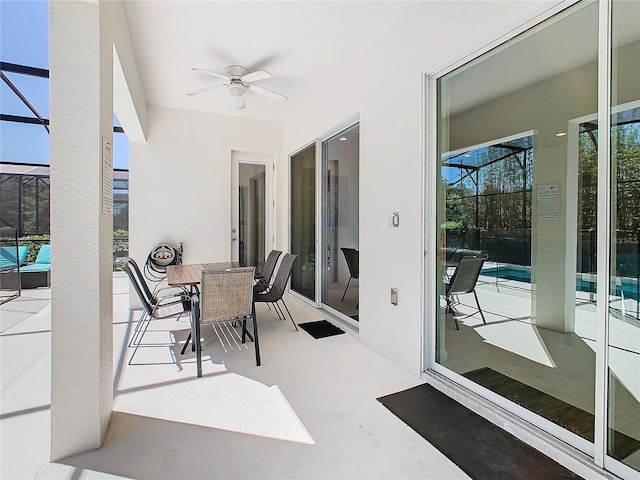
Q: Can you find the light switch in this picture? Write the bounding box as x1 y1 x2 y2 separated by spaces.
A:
391 288 399 306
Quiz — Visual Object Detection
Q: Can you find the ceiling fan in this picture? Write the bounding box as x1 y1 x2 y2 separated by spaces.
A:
187 64 287 109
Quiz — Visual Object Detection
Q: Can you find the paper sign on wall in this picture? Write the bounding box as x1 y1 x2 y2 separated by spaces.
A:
537 183 560 221
102 136 113 215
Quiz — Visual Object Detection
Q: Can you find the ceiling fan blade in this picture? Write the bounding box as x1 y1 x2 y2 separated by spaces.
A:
186 83 226 96
235 96 246 109
192 68 228 81
247 84 287 103
241 69 272 83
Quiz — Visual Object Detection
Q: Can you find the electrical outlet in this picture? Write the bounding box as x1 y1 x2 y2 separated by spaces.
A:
391 288 398 305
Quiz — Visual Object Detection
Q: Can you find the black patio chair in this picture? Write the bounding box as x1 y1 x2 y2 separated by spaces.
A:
123 258 191 364
254 249 282 293
340 247 359 302
254 253 298 331
444 254 488 330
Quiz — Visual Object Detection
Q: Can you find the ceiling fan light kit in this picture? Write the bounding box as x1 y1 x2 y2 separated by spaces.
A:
187 64 287 109
227 81 247 97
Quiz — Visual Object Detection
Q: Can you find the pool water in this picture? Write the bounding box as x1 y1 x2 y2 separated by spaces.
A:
481 266 640 302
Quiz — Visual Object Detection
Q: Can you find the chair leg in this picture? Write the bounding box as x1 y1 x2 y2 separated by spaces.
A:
341 277 352 301
181 332 192 355
128 313 152 364
473 289 486 324
279 299 298 331
195 316 202 378
272 301 285 320
445 295 459 330
251 305 261 366
128 310 146 347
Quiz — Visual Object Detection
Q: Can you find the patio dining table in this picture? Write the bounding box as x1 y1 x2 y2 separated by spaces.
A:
167 262 250 287
166 262 263 361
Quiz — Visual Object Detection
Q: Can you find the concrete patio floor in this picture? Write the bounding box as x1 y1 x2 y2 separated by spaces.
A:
1 273 471 480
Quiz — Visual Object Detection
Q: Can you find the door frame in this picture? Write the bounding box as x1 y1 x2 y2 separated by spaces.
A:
319 118 360 330
231 150 274 265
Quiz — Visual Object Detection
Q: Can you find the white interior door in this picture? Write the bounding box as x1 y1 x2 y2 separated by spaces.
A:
231 151 274 267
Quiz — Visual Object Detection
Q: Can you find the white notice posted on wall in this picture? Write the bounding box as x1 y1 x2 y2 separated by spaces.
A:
537 183 559 221
102 136 113 215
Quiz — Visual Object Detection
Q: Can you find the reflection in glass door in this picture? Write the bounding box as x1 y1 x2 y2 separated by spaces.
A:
430 0 640 476
608 0 640 472
237 163 267 269
434 0 600 458
321 124 359 323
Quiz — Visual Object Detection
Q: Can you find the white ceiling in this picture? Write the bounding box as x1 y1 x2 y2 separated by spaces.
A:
123 1 420 123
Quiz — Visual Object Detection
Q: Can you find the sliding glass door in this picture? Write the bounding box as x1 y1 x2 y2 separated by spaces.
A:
290 144 316 301
429 0 639 476
321 124 359 324
289 122 360 328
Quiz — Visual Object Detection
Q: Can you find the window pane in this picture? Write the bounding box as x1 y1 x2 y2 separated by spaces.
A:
321 124 359 320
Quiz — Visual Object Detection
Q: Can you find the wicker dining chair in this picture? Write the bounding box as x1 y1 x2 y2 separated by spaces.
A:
193 267 259 377
253 253 298 331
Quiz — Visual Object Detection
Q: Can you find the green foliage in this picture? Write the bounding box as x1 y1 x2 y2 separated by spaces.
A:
18 234 50 263
113 230 129 271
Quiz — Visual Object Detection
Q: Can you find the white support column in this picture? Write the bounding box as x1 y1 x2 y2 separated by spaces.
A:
49 0 113 460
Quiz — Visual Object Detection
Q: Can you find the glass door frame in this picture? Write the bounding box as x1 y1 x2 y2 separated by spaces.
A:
319 118 360 330
423 1 636 478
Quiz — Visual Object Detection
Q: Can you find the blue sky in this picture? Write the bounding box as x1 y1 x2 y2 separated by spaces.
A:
1 0 130 169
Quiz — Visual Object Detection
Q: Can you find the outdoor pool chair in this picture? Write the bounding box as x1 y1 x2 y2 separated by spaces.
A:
193 267 259 377
444 254 488 330
1 245 29 271
16 244 51 288
123 258 191 365
253 253 299 331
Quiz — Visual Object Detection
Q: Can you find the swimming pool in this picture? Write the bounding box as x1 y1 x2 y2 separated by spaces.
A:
481 265 640 301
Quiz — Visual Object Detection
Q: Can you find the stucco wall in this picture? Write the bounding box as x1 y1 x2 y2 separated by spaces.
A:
129 105 283 291
281 1 552 374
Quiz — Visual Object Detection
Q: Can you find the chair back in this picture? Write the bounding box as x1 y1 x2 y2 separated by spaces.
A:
447 255 487 295
126 258 154 303
0 245 29 270
200 267 255 322
340 247 359 279
122 261 154 316
261 250 282 284
35 244 51 264
261 253 298 301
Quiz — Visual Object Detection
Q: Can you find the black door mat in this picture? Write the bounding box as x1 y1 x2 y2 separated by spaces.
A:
298 320 345 339
464 367 640 461
378 383 582 480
